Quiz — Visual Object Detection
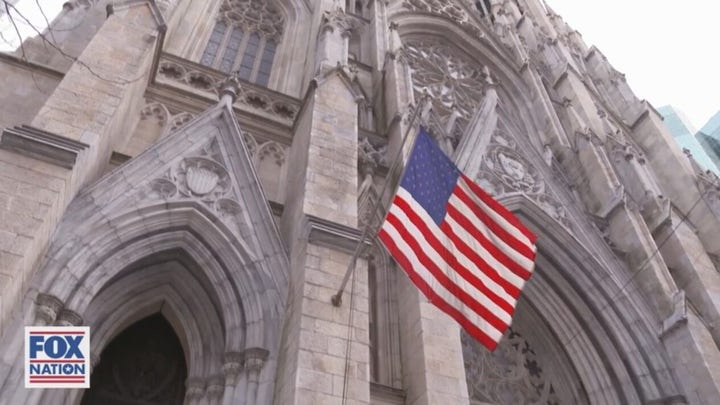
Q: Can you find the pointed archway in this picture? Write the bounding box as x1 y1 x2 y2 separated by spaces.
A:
0 102 289 404
458 195 684 404
81 314 188 405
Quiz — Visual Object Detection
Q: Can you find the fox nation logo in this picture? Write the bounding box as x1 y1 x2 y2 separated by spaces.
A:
25 327 90 388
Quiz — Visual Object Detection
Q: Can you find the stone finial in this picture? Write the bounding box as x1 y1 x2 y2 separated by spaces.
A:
218 73 242 105
35 293 64 325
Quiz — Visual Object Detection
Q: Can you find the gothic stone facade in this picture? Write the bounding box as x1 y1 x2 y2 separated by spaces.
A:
0 0 719 404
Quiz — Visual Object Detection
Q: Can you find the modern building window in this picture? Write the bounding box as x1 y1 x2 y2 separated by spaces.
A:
200 0 284 86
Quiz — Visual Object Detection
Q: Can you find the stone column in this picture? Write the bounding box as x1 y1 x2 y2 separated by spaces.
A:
222 351 243 405
396 267 470 405
206 375 225 405
275 5 369 403
243 347 269 405
0 2 164 334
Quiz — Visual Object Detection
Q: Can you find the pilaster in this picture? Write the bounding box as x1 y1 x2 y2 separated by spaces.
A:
276 29 369 401
396 274 470 405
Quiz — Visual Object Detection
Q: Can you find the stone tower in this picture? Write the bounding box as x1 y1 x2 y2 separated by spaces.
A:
0 0 719 403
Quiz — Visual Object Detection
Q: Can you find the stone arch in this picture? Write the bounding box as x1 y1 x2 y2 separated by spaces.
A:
38 200 279 349
79 313 188 405
460 194 684 403
84 254 226 377
121 102 171 156
0 198 285 404
392 12 559 151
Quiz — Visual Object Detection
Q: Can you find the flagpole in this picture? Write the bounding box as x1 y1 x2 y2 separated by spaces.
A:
331 98 428 307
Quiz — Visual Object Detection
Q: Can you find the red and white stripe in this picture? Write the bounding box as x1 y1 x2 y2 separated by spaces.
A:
378 174 536 351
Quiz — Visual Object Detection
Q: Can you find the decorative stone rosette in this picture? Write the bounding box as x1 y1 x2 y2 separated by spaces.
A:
144 139 251 237
476 129 572 229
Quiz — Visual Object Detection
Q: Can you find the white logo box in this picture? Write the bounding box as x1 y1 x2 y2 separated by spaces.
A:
25 326 90 389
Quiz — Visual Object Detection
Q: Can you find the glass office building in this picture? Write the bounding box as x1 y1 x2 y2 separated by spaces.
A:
696 111 720 171
658 105 720 174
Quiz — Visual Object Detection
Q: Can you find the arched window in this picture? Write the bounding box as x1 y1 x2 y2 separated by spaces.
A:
200 0 284 86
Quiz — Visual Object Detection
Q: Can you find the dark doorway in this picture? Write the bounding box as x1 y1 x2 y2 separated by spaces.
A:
81 314 188 405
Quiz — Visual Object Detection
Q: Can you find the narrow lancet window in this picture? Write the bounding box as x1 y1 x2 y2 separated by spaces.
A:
200 0 283 86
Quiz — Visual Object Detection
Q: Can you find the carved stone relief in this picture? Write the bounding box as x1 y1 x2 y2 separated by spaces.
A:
157 55 300 124
140 103 169 127
476 125 572 229
462 327 562 405
256 142 285 166
404 38 494 146
144 138 252 237
168 112 196 133
402 0 490 39
218 0 284 40
321 6 366 36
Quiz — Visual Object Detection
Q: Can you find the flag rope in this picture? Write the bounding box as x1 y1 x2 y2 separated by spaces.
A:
331 98 428 306
338 98 429 404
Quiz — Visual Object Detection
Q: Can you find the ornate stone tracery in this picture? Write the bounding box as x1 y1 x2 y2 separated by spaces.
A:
402 0 490 39
157 56 300 124
218 0 284 40
462 328 563 405
404 38 493 145
476 125 572 229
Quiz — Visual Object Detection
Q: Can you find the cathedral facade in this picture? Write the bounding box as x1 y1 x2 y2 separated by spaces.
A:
0 0 719 403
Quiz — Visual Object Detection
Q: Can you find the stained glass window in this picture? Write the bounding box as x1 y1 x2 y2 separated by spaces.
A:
198 0 282 86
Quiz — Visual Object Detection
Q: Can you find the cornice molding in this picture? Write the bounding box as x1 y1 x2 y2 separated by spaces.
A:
0 53 64 79
0 125 88 169
305 214 371 254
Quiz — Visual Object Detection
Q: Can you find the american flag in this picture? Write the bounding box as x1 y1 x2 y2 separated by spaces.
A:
378 128 537 351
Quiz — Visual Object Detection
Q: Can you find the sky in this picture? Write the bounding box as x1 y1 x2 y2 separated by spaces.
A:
545 0 720 130
1 0 718 129
0 0 63 51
